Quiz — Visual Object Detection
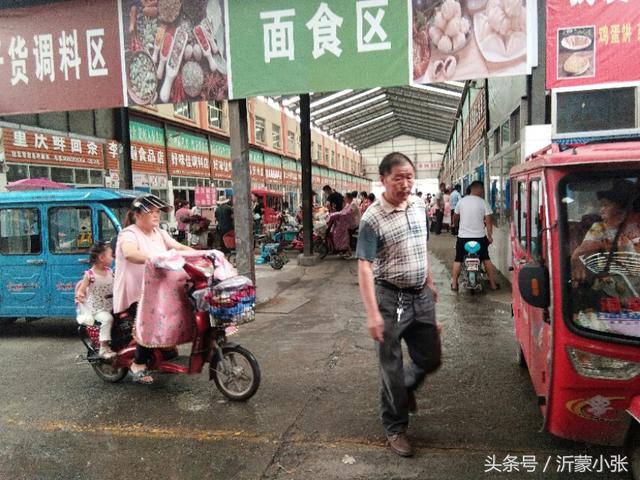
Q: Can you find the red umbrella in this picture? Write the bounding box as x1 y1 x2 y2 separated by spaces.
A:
6 178 71 191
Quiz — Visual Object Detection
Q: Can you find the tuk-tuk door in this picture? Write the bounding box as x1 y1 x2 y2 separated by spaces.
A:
513 176 553 413
512 177 532 371
46 204 99 317
0 204 48 318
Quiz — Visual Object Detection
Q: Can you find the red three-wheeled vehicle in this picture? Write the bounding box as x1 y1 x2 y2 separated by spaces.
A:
511 142 640 478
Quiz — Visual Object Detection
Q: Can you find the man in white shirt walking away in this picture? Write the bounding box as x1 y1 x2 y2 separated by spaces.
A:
450 181 500 291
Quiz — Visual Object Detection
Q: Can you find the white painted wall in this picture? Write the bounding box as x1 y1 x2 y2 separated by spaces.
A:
361 135 445 183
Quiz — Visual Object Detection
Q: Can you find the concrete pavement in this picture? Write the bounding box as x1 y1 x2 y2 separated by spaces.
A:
0 236 628 480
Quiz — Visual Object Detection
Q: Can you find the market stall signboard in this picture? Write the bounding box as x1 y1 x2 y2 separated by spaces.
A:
129 119 167 174
282 157 298 186
105 140 122 171
226 0 410 99
264 152 283 184
166 127 210 177
546 0 640 88
2 127 107 169
195 186 217 206
209 139 232 180
0 1 124 116
249 149 266 184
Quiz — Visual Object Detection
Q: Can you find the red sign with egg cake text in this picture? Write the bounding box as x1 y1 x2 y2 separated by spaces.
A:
546 0 640 88
0 1 124 116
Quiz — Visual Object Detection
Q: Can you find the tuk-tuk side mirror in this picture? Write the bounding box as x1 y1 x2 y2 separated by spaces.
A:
518 262 550 309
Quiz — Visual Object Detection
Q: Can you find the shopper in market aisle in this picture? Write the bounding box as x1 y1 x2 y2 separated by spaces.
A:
360 191 372 214
449 185 462 236
214 195 234 252
433 182 446 235
450 181 500 292
356 152 441 458
322 185 334 209
174 201 191 243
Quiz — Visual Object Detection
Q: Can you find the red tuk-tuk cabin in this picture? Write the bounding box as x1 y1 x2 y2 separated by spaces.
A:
510 142 640 473
251 189 283 229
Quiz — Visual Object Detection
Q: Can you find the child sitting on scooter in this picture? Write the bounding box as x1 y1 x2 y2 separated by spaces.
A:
75 242 115 360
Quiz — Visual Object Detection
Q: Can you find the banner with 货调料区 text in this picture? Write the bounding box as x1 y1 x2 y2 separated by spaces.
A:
0 1 124 116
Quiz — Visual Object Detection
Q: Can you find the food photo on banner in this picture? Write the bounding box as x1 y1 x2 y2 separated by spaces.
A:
412 0 535 84
121 0 229 106
546 0 640 88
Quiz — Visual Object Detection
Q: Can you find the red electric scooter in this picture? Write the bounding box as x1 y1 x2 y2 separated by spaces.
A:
79 252 260 401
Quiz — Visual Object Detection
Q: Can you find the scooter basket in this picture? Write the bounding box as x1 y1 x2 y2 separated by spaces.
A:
206 276 256 324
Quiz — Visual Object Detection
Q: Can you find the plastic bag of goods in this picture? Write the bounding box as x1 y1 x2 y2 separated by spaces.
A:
206 275 256 324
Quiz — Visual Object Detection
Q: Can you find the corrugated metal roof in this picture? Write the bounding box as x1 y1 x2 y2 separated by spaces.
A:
272 83 463 150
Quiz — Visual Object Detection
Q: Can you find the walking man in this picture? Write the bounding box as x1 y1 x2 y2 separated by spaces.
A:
356 152 442 457
433 182 446 234
449 184 462 236
451 180 500 291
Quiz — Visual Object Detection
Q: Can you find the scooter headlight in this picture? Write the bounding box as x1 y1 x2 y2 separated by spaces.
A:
567 347 640 381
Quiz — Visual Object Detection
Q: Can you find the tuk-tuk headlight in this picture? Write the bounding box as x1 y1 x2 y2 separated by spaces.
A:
567 347 640 381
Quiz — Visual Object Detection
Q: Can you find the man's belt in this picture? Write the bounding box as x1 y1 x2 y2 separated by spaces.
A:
375 279 425 294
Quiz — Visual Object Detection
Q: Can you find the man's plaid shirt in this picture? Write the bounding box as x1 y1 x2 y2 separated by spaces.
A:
356 195 428 289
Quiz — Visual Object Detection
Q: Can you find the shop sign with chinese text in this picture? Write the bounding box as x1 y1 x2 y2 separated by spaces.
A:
210 139 232 180
264 152 283 183
0 1 123 115
2 127 107 169
195 186 217 206
282 157 298 186
546 0 640 88
249 149 266 184
226 0 410 99
167 128 210 177
129 119 167 174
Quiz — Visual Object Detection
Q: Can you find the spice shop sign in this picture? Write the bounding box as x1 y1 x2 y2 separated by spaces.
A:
0 1 123 115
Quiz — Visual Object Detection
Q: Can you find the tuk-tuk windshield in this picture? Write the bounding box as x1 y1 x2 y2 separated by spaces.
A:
563 173 640 340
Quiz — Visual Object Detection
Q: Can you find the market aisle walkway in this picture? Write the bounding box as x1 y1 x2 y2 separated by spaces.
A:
0 238 623 480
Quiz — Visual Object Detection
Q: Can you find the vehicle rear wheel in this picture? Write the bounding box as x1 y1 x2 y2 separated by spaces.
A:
270 255 284 270
91 362 128 383
211 345 260 401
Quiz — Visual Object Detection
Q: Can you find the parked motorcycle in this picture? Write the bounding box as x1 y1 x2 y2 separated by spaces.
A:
256 242 289 270
461 240 486 293
79 252 260 401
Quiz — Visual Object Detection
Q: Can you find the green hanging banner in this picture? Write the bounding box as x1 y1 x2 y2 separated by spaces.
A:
226 0 411 99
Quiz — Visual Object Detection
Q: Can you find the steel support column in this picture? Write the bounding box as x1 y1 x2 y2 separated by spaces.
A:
300 94 314 258
113 107 132 189
229 99 255 284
